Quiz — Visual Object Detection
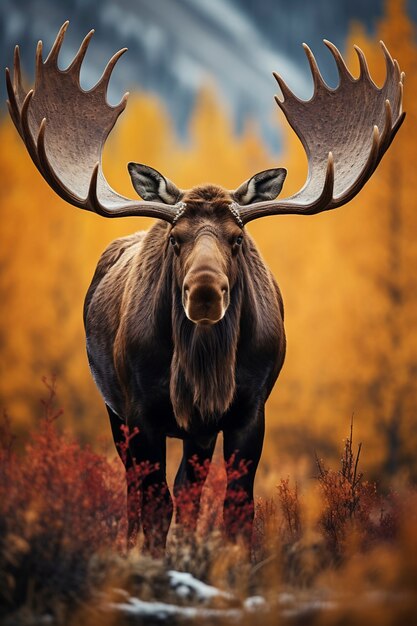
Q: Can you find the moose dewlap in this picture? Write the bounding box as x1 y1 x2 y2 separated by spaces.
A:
6 21 405 555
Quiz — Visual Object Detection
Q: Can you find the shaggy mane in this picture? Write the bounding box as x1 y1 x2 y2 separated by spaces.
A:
170 272 243 429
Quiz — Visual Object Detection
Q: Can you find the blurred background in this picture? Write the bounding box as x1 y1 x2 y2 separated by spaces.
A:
0 0 416 488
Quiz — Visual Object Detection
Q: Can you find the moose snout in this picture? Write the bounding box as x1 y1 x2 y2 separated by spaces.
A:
183 272 229 325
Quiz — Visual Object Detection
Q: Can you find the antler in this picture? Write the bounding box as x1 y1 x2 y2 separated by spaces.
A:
236 40 405 225
5 21 184 223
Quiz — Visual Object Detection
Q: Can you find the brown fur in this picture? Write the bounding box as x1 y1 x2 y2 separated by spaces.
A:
83 182 286 552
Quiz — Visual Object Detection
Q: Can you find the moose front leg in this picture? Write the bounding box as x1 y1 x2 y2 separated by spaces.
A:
107 406 141 550
107 407 173 555
126 428 173 558
173 437 217 532
223 407 265 547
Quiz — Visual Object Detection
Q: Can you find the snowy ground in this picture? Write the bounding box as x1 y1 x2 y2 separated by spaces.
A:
104 569 338 623
102 570 410 625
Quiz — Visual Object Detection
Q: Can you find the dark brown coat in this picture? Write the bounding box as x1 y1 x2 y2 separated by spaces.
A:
84 184 286 554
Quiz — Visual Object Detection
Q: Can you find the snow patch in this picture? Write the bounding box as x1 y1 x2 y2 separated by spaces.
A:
168 570 235 603
243 595 268 612
108 597 242 621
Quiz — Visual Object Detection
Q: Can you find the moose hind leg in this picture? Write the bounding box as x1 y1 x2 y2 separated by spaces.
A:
173 436 217 532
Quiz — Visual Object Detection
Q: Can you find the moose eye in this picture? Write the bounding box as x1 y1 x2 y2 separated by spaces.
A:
235 235 243 246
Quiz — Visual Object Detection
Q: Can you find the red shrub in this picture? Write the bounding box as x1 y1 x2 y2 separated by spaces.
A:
172 453 254 545
0 377 126 613
277 478 301 543
316 419 399 556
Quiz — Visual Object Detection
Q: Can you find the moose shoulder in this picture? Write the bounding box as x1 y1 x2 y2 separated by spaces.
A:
7 22 405 556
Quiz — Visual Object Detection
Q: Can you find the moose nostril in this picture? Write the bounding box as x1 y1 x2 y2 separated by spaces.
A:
221 282 229 295
221 286 229 307
182 285 190 310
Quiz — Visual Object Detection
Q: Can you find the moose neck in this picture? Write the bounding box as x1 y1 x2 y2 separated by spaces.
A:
170 273 243 430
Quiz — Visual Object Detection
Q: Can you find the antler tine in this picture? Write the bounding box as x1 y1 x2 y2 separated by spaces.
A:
233 40 404 224
379 96 404 159
316 151 334 210
273 72 300 105
87 162 102 213
5 68 21 136
381 110 405 157
323 39 355 83
380 40 396 87
353 45 373 84
35 41 43 90
13 45 24 95
20 90 39 165
380 99 393 150
381 44 403 117
66 29 95 76
94 47 128 98
5 45 26 136
302 43 327 92
116 91 130 114
393 59 401 82
45 21 69 65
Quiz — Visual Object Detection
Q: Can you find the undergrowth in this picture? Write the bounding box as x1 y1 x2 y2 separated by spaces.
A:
0 377 126 618
0 379 416 626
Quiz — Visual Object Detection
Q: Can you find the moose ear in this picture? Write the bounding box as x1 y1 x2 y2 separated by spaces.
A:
232 168 287 205
128 163 183 204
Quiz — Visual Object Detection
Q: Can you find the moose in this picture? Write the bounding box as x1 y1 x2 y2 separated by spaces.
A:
6 22 404 555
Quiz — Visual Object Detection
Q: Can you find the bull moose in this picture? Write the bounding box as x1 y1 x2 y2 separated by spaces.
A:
6 22 404 555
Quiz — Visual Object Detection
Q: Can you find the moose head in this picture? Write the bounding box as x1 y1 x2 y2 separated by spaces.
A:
127 164 287 325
